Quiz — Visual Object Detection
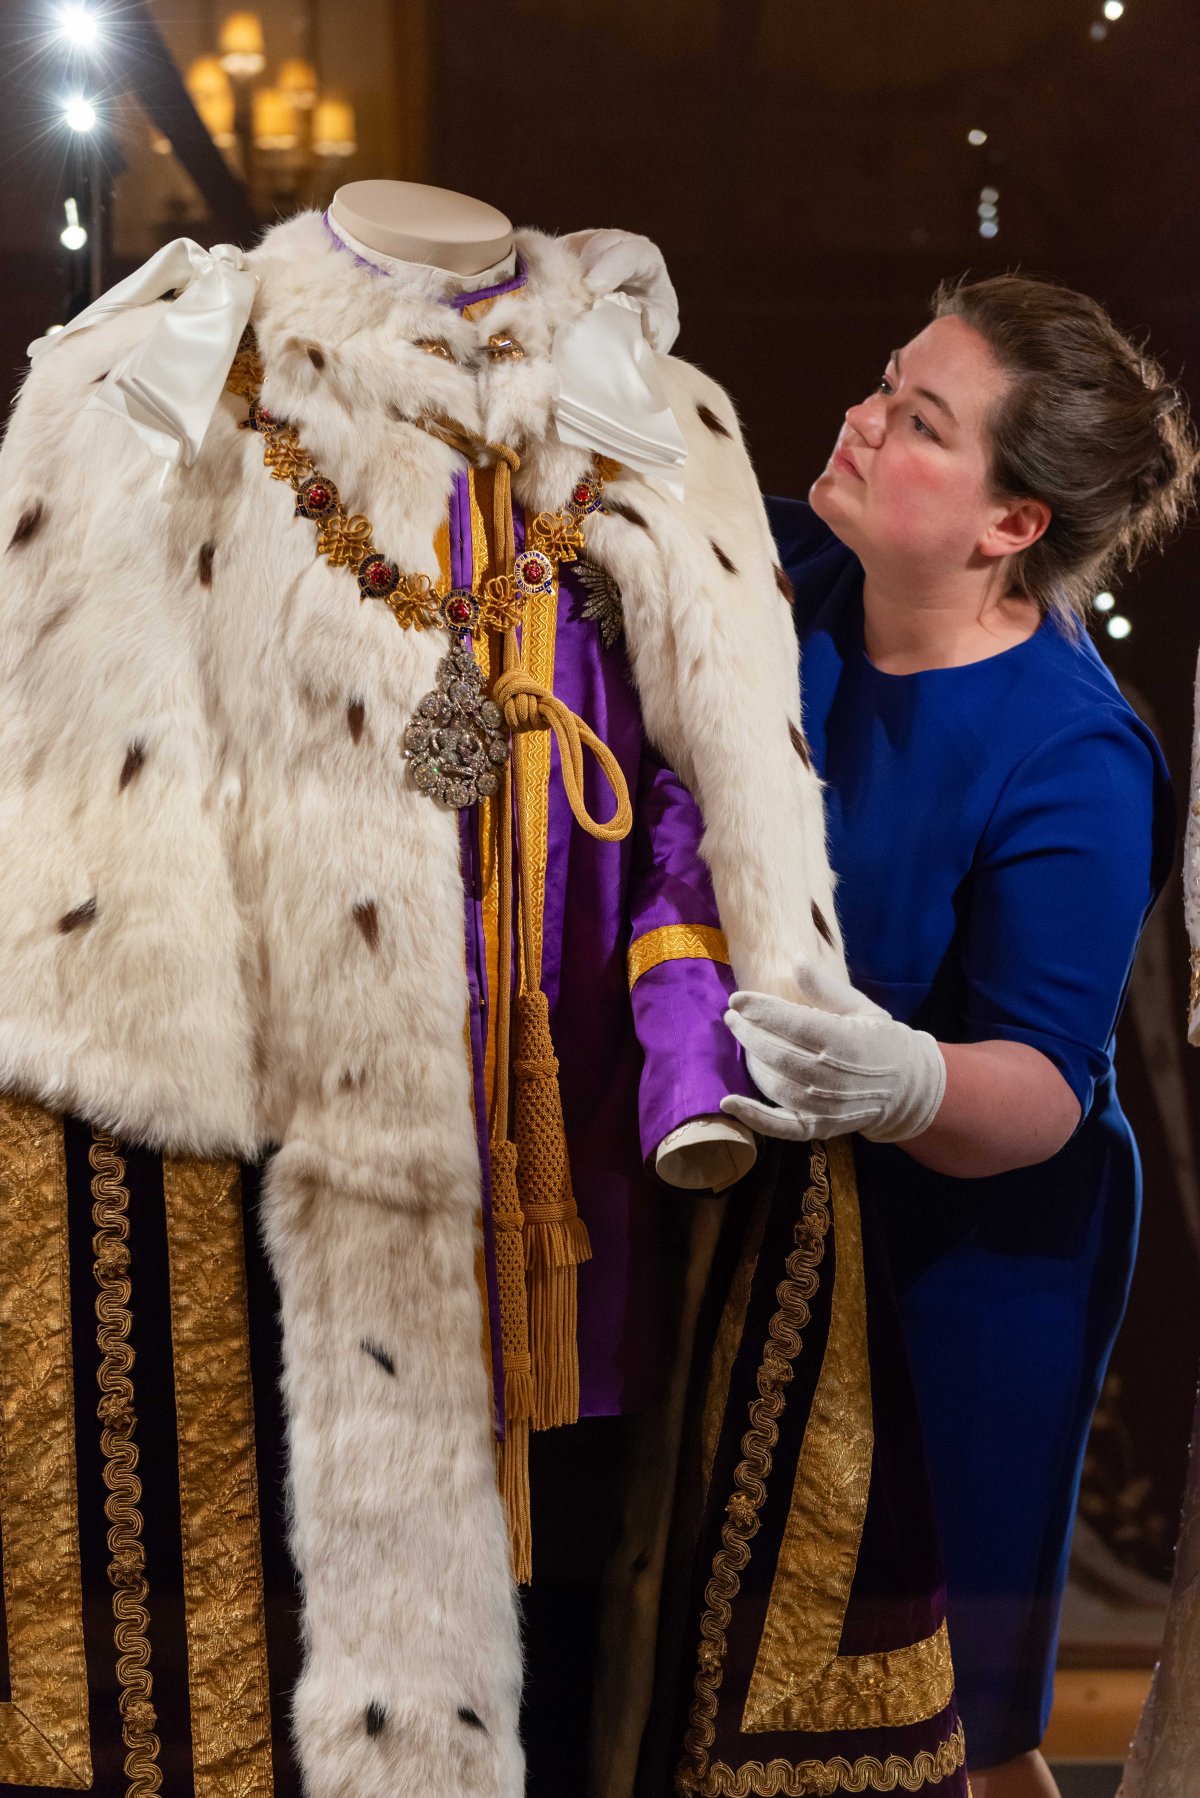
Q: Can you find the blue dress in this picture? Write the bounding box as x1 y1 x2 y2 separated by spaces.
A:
769 498 1175 1768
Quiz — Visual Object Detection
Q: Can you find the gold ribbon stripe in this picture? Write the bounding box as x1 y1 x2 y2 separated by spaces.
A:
627 923 730 991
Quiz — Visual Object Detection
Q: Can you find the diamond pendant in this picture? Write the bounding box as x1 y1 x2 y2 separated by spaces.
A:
404 639 509 809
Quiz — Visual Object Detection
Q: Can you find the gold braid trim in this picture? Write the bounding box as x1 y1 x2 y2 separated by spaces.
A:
628 923 731 990
1189 945 1200 1024
675 1723 966 1795
90 1132 163 1796
676 1143 964 1796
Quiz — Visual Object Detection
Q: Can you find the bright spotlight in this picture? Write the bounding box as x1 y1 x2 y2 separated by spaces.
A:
64 96 97 131
1093 590 1116 612
1106 615 1132 639
60 196 87 252
1103 0 1125 18
967 128 988 146
59 5 100 46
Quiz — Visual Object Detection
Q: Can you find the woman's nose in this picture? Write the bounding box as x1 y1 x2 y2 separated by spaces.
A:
845 396 884 448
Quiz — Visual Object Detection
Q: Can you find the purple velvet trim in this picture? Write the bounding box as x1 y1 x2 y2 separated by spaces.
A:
447 254 528 311
322 210 527 308
450 468 471 588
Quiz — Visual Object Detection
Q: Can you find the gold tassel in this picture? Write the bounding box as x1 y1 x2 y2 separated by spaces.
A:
513 987 593 1430
489 1134 535 1425
496 1415 532 1585
492 1129 534 1579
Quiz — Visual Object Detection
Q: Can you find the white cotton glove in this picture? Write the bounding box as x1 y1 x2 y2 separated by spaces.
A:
720 956 947 1145
559 228 681 352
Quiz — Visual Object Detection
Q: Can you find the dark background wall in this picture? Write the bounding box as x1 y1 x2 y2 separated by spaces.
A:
3 0 1197 1586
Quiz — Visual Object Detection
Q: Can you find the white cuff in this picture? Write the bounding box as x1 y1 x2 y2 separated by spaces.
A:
655 1114 758 1192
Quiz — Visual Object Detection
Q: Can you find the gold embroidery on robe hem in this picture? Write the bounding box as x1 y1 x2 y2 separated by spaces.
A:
627 923 731 990
0 1097 92 1789
679 1142 830 1793
90 1131 163 1796
744 1141 954 1735
163 1157 274 1797
750 1621 955 1738
678 1140 961 1794
675 1720 967 1796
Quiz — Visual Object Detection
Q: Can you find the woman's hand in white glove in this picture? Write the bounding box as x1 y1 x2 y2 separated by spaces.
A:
559 228 680 353
720 955 946 1144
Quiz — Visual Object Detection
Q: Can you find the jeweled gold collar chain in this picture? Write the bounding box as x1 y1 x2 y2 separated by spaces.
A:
225 333 612 807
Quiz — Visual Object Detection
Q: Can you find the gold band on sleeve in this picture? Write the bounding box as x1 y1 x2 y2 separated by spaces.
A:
627 923 731 991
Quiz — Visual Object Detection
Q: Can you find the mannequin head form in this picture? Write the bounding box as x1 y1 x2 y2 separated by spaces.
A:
328 179 514 275
811 274 1196 626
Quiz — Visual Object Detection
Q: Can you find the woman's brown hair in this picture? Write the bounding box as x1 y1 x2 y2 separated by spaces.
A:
934 273 1197 626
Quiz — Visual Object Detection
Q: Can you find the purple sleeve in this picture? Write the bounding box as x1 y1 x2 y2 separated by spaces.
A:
628 746 754 1163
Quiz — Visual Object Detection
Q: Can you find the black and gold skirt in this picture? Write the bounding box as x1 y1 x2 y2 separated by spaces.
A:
0 1097 301 1796
644 1139 970 1798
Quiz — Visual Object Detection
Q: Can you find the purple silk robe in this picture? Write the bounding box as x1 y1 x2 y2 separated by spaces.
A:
451 475 752 1418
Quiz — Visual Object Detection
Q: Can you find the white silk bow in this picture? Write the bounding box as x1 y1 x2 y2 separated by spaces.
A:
29 238 259 473
552 293 688 497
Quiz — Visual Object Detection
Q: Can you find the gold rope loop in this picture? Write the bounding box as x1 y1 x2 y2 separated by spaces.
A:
418 415 522 475
492 668 633 843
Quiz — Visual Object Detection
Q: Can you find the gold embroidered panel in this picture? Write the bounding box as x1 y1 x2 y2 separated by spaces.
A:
163 1157 274 1797
0 1098 278 1794
0 1098 92 1789
678 1139 964 1796
744 1138 954 1735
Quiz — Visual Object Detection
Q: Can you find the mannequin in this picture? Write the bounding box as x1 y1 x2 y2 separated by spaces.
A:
328 177 516 277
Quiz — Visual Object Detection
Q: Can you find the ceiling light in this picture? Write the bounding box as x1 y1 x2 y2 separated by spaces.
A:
313 97 357 158
1093 590 1115 611
978 202 998 220
967 128 988 146
980 186 1000 204
58 4 99 46
217 10 266 77
1103 0 1125 18
59 196 87 251
1106 615 1132 639
979 219 999 239
1090 20 1108 36
63 96 97 131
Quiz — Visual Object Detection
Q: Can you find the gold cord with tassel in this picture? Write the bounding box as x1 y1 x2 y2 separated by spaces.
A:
482 440 633 1571
489 650 534 1580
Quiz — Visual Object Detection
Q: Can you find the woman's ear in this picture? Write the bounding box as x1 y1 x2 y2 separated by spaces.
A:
979 496 1052 562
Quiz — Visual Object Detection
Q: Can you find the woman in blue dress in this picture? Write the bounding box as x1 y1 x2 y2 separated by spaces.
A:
721 275 1194 1798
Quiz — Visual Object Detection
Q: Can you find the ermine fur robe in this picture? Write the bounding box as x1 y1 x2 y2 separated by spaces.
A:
0 211 839 1795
